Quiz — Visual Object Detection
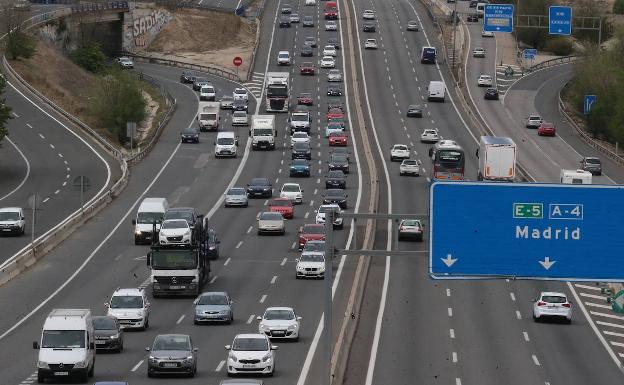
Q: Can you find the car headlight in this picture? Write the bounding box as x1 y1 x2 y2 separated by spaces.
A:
149 356 157 363
259 323 268 331
262 353 272 362
195 308 202 315
37 361 48 369
220 310 229 314
191 277 198 283
109 334 119 339
228 352 238 362
297 265 304 271
319 265 326 272
288 324 297 331
135 228 142 235
73 360 88 368
184 355 194 363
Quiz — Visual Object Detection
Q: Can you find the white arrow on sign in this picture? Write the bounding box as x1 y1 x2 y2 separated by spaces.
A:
441 253 458 267
539 257 556 270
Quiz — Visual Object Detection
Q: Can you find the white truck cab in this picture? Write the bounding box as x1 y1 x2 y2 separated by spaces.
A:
132 198 169 245
560 169 592 184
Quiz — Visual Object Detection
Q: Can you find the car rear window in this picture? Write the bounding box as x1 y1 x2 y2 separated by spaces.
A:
542 295 566 303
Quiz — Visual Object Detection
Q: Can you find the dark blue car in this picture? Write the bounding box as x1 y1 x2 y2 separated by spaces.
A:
290 159 311 177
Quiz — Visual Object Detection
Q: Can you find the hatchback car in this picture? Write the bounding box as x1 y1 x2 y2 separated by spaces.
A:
325 170 347 189
224 187 249 207
538 122 556 136
330 147 351 163
233 99 248 112
290 159 311 177
296 253 325 279
291 131 311 147
257 212 286 235
580 156 602 175
363 22 376 32
525 115 543 128
484 88 499 100
290 13 300 23
315 203 343 228
328 69 343 82
365 38 378 49
257 307 302 340
407 20 419 31
329 131 348 146
225 334 277 376
247 178 273 198
325 122 344 137
300 62 316 75
93 316 123 352
180 71 197 83
194 291 233 324
399 160 420 176
407 104 423 117
390 144 410 161
328 153 349 173
301 45 314 57
304 36 317 48
298 223 326 249
477 75 493 87
269 198 295 219
292 142 312 160
147 334 197 377
280 183 304 204
220 95 235 109
281 4 292 14
327 37 341 49
303 15 315 27
0 207 25 235
322 189 348 209
159 219 192 245
420 129 439 143
233 87 248 101
106 288 150 330
362 9 375 19
473 47 485 57
323 45 337 57
279 16 291 27
181 126 200 143
398 219 424 241
325 21 338 31
199 85 216 101
321 56 336 68
533 292 572 323
232 111 249 126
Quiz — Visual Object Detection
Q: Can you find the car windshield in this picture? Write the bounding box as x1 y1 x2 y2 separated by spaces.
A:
93 317 117 330
264 309 295 320
294 143 309 150
542 295 567 303
233 337 269 351
251 178 269 186
195 78 207 83
217 137 235 145
301 254 324 262
227 188 246 196
329 132 345 138
292 115 308 121
197 294 229 305
292 160 308 166
318 205 338 213
304 241 325 252
153 336 191 351
183 127 197 134
326 190 344 197
201 87 214 93
293 132 308 138
110 295 143 309
221 96 233 101
304 225 324 234
394 146 408 151
233 111 246 117
0 211 20 220
41 330 85 348
282 184 300 192
331 154 347 162
328 171 344 178
585 158 601 164
161 220 189 230
235 89 246 95
424 130 437 135
270 199 293 207
260 212 283 220
151 250 197 270
279 53 289 58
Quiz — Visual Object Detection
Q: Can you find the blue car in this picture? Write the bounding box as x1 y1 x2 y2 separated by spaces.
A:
290 159 311 177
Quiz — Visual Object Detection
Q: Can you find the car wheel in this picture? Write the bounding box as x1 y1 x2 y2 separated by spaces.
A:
194 319 200 325
80 371 89 383
417 235 423 242
230 312 234 323
566 318 572 324
37 372 44 383
296 274 300 279
148 371 154 378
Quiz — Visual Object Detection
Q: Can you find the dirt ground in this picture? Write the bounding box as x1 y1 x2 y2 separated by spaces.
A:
143 8 256 77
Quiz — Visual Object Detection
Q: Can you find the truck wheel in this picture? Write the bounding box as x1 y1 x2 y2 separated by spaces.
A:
88 361 94 377
37 371 44 383
80 371 89 383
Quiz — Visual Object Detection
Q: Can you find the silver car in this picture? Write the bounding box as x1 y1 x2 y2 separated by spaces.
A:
328 69 343 82
258 212 285 235
225 187 249 207
399 160 420 176
146 334 197 377
232 111 249 126
194 291 233 324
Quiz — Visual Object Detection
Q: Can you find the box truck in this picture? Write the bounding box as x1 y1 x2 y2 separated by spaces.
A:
477 136 516 182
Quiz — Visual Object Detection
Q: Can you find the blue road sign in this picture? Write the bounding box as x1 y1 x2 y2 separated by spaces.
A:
523 49 537 60
584 95 596 115
430 182 624 281
549 6 572 35
484 4 514 33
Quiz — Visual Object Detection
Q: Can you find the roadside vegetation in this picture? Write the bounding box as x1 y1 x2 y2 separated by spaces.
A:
0 76 13 147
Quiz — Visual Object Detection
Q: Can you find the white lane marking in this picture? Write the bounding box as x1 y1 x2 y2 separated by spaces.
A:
260 294 267 303
216 360 226 372
247 226 253 234
49 143 55 149
176 314 185 324
62 181 67 187
585 302 612 309
603 330 624 338
523 331 530 342
281 257 288 266
12 112 19 118
510 292 516 301
575 284 602 291
38 133 44 139
448 307 453 317
532 355 541 366
516 310 522 319
456 379 462 385
309 200 314 206
246 314 255 324
590 310 624 320
446 288 451 297
54 190 60 195
450 329 455 339
270 275 277 284
236 241 243 249
58 153 63 158
42 197 50 203
452 352 457 363
597 321 624 329
131 360 144 372
0 138 31 202
26 123 32 128
304 212 310 219
209 276 218 284
611 341 624 348
580 292 607 300
291 241 297 250
224 257 231 266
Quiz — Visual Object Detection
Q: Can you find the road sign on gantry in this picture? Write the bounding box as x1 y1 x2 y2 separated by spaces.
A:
429 182 624 281
549 6 572 36
484 4 514 33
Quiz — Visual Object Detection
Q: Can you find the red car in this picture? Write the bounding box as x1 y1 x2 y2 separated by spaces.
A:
297 93 314 106
269 198 294 219
298 223 326 250
538 122 556 136
328 132 348 146
326 107 344 120
300 62 316 75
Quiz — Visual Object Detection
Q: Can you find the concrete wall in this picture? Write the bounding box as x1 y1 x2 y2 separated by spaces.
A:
122 3 173 51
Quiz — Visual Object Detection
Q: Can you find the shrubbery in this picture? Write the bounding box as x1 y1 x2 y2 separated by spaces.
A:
70 43 106 73
542 37 575 56
615 0 624 14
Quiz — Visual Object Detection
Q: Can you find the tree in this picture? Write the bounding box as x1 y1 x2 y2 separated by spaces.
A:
512 0 556 49
2 0 36 60
615 0 624 15
70 43 106 73
0 75 14 146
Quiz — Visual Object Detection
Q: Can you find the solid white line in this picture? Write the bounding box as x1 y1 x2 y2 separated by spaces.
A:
246 314 255 324
0 137 31 202
516 310 522 319
270 275 277 284
209 275 218 284
450 329 455 339
597 321 624 329
131 360 144 372
456 378 462 385
281 257 288 266
176 314 185 324
224 257 231 266
259 294 267 303
215 360 225 372
448 307 453 317
532 355 541 366
523 331 530 342
604 330 624 338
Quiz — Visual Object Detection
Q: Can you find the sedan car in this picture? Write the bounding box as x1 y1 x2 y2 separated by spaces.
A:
297 93 314 106
362 9 375 19
323 44 337 56
482 30 494 37
303 15 315 27
304 36 317 48
399 159 420 176
321 56 336 68
269 198 294 219
322 189 348 209
466 13 479 22
93 316 123 352
328 69 343 82
232 111 249 126
159 219 192 245
290 159 311 177
279 16 291 27
329 131 348 146
477 74 493 87
406 104 423 117
390 144 410 161
257 307 302 340
420 128 439 143
325 170 347 189
180 71 198 83
225 334 277 376
406 20 419 31
181 126 199 143
301 45 314 57
327 37 341 49
233 99 248 112
398 219 424 241
363 22 376 32
482 88 499 100
325 21 338 31
525 115 543 128
365 38 378 49
538 122 556 136
147 334 197 377
193 291 233 324
298 223 326 249
224 187 249 207
327 86 343 96
292 142 312 160
233 87 248 101
328 153 349 173
473 47 485 57
296 253 325 279
220 95 235 109
533 291 572 323
247 178 273 198
280 183 304 204
257 212 286 235
315 203 343 228
117 57 134 69
300 62 316 75
290 13 300 23
291 131 311 147
281 4 292 14
580 156 602 175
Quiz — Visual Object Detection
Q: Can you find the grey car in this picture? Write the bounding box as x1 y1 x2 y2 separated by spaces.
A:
146 334 197 377
225 187 249 207
303 15 314 27
328 69 343 82
93 316 123 352
304 36 317 48
581 156 602 175
220 95 235 109
194 291 233 324
193 77 210 91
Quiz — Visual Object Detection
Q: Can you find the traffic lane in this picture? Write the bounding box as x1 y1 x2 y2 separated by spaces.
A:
0 136 28 200
464 23 497 92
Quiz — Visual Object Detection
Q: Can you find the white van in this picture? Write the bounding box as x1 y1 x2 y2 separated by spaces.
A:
33 309 95 383
560 169 592 184
427 81 446 102
477 2 488 18
215 131 238 158
132 198 169 244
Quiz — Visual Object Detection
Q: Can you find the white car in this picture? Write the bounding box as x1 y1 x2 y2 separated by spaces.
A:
477 74 493 87
233 87 248 101
321 56 335 68
328 69 343 82
257 307 302 340
257 212 285 235
106 288 150 330
390 144 410 161
290 13 300 23
315 204 343 228
231 110 249 126
362 9 375 19
420 128 439 143
280 183 304 204
323 45 337 57
0 206 25 235
305 0 316 5
291 131 311 147
158 219 192 245
199 85 216 101
482 30 494 37
533 291 572 323
473 47 485 57
296 252 325 278
399 159 420 176
226 334 277 376
117 56 134 69
325 21 338 31
277 50 291 65
525 115 543 128
364 38 378 49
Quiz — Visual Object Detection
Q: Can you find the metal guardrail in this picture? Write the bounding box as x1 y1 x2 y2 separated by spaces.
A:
528 54 583 72
70 1 129 13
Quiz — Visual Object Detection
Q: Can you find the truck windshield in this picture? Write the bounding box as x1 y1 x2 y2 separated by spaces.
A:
0 211 20 220
267 85 288 97
151 250 198 270
41 330 85 348
137 212 163 224
253 128 274 136
200 113 217 120
217 138 235 145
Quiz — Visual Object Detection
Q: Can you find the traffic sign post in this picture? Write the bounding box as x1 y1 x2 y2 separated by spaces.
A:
584 94 596 115
484 4 514 33
523 48 537 60
233 56 242 76
549 6 572 36
430 182 624 281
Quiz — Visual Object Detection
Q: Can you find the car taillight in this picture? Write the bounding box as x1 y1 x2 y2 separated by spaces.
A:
561 303 571 308
399 226 405 231
537 301 546 306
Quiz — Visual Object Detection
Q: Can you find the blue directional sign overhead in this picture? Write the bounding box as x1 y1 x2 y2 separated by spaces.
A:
484 4 514 33
430 182 624 281
584 94 596 115
549 6 572 35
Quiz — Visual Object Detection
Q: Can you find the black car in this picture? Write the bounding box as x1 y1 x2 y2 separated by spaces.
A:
193 77 210 91
292 142 312 160
233 99 248 112
281 4 292 14
327 86 343 96
484 88 499 100
181 126 200 143
93 316 123 352
330 147 350 163
327 37 341 49
469 0 478 7
247 177 273 198
328 153 349 173
325 170 347 189
363 23 376 32
466 14 478 22
180 71 197 84
407 104 423 117
303 15 314 27
322 189 348 209
301 45 314 57
203 227 220 260
279 16 291 27
164 207 203 240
